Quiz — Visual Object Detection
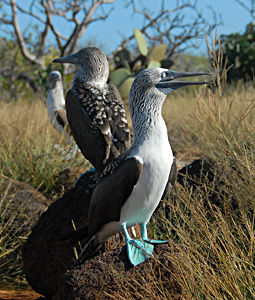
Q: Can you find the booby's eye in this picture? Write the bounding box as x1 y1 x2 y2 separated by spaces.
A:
162 72 167 78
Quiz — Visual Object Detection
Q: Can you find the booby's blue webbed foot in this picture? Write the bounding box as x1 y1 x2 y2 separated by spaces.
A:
141 223 169 244
65 144 79 161
75 167 96 185
122 224 154 266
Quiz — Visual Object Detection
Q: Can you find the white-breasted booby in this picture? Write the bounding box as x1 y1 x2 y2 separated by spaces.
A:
47 71 72 145
53 48 130 174
71 68 210 267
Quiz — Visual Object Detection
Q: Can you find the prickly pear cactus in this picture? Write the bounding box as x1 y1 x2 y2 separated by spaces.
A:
134 28 148 56
110 29 173 100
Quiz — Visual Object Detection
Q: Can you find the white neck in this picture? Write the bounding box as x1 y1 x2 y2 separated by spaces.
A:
47 80 65 111
73 68 107 89
130 89 166 145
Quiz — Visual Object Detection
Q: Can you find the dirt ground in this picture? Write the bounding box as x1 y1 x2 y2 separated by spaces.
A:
0 290 45 300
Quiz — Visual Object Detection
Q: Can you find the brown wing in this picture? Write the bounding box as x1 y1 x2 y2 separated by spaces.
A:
65 89 115 174
162 158 178 199
73 82 114 160
88 156 143 237
55 109 72 135
106 84 130 153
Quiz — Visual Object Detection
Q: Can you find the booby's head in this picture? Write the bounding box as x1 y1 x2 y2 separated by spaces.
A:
52 47 109 87
48 71 62 89
129 68 210 115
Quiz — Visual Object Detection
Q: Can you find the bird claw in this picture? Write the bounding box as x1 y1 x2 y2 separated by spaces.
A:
143 238 169 244
126 239 154 266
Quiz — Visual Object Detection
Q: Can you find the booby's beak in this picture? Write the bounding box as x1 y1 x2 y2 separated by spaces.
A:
52 52 82 67
156 70 211 95
51 73 60 80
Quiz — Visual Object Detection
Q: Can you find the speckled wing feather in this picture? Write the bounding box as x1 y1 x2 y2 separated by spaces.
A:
68 81 130 172
66 89 115 174
106 84 130 153
88 156 143 237
73 81 113 155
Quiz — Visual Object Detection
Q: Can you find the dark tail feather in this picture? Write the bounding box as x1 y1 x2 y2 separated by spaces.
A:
71 237 103 268
58 225 88 244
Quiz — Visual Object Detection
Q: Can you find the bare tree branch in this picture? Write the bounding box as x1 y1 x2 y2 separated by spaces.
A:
16 2 45 23
118 0 220 56
36 0 52 59
0 0 220 95
117 10 168 49
10 0 45 67
235 0 255 19
0 0 115 70
17 72 40 92
64 0 114 55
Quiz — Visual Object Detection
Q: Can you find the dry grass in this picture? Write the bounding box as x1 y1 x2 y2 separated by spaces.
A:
110 34 255 299
153 34 255 299
0 34 255 297
0 180 29 286
0 97 86 285
129 104 255 299
0 98 86 196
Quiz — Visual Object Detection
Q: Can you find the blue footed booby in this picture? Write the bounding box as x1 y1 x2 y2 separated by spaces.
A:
72 68 210 267
53 47 130 174
47 71 72 145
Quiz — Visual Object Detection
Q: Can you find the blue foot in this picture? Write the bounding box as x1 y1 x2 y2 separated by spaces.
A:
126 239 154 266
141 223 169 245
75 167 96 185
143 238 169 244
122 224 154 266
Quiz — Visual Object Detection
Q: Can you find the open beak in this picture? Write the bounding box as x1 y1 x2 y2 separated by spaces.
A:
52 52 81 66
156 70 211 95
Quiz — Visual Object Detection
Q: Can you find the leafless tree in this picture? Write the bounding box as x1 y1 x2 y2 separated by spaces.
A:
119 0 220 57
0 0 220 95
0 0 114 71
235 0 255 19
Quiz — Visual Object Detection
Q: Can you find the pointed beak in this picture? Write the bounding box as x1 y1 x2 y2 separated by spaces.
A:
52 52 81 67
52 74 60 80
156 70 211 95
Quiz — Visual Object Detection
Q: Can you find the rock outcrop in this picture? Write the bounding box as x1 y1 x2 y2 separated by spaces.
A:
0 174 49 234
22 171 98 299
53 243 191 300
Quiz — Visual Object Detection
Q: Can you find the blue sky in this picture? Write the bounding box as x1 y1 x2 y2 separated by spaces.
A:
82 0 252 55
2 0 253 56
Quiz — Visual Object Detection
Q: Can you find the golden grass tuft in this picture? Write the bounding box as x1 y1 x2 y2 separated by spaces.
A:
0 34 255 296
0 97 86 285
152 33 255 299
0 178 29 286
110 33 255 299
0 98 86 196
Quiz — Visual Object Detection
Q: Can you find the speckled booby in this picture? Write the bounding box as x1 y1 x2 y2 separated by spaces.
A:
47 71 72 144
72 68 210 267
53 48 130 174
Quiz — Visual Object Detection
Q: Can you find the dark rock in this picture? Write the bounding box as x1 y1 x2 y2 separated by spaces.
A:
177 157 217 186
22 170 141 299
22 170 98 299
0 174 49 233
53 242 191 300
50 166 88 195
177 157 241 214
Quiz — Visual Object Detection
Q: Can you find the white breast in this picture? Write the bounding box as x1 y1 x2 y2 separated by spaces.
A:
119 118 173 227
47 81 65 115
